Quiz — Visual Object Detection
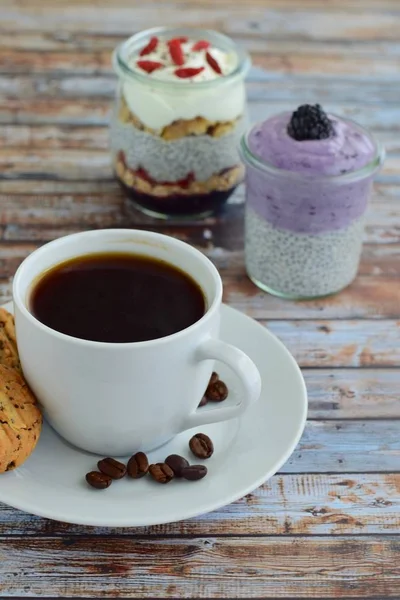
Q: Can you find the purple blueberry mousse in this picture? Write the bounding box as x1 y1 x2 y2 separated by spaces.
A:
241 105 383 298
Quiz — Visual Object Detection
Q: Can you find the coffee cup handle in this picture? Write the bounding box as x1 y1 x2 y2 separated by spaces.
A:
181 338 262 430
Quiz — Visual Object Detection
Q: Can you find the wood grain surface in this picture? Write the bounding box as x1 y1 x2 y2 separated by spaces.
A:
0 0 399 597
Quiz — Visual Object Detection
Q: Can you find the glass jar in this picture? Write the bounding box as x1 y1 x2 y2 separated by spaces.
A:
110 27 251 219
240 116 384 299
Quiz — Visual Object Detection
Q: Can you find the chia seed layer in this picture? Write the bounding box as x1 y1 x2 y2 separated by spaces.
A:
110 112 246 183
245 206 365 298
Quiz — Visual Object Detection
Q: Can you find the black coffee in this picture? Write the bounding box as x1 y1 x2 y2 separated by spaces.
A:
30 252 205 343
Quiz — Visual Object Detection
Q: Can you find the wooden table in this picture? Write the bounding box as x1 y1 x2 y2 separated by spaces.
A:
1 0 399 597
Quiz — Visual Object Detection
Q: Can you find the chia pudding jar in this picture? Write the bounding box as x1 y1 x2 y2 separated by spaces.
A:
111 27 251 219
240 107 384 299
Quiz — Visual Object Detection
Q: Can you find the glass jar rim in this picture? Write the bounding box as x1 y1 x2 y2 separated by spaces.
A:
240 113 385 183
113 26 251 90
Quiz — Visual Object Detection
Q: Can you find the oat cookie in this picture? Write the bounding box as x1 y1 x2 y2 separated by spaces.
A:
162 117 211 140
0 364 42 473
118 95 238 140
0 308 20 370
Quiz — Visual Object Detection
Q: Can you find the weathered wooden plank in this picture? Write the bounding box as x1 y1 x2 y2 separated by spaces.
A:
0 97 110 125
230 9 400 43
4 67 400 102
0 179 120 194
0 191 398 247
0 148 111 180
0 268 395 414
0 473 399 536
0 124 398 156
0 179 398 199
0 237 399 320
285 420 400 473
0 317 395 467
267 320 400 367
0 280 12 302
305 369 400 419
0 192 128 228
1 147 394 183
0 246 399 408
2 4 400 42
2 273 399 320
1 36 400 69
0 216 399 250
3 33 400 59
217 245 400 279
1 262 398 366
0 536 398 598
249 103 400 133
0 185 393 226
0 75 397 119
0 124 109 150
1 244 399 318
3 48 400 79
0 48 112 76
223 273 400 320
1 96 400 135
3 257 398 319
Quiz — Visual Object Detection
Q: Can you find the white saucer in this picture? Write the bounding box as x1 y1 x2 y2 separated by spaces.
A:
0 302 307 527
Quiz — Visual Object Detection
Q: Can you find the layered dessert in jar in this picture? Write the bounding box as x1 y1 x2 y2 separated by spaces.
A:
241 104 384 298
111 28 250 218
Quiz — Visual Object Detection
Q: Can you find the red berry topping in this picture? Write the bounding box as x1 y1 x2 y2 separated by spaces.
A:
139 36 159 56
192 40 211 51
136 60 163 74
177 171 195 189
206 51 222 74
168 39 185 66
169 36 188 44
175 66 204 78
136 167 153 184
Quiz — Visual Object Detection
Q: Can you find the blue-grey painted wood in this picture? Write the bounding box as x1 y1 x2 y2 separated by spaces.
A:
283 420 400 473
305 369 400 418
0 473 399 536
266 320 400 367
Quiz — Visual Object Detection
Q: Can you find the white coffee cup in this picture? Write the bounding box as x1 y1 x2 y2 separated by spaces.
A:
13 229 261 456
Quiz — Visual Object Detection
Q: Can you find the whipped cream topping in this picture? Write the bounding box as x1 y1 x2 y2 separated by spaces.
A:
131 37 237 81
121 34 245 129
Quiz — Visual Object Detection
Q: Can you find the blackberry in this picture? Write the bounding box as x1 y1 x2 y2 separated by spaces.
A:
287 104 334 141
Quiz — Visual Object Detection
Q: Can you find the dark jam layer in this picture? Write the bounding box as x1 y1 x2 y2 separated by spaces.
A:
118 178 236 217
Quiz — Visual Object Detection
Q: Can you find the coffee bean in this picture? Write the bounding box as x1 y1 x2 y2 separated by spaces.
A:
198 395 208 407
165 454 189 477
209 371 219 385
206 380 228 402
127 451 149 479
199 372 219 407
182 465 208 481
189 433 214 459
86 471 112 489
149 463 174 484
97 457 127 479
